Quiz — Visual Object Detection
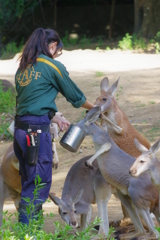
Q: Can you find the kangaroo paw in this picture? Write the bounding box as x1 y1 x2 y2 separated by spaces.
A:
85 161 94 170
52 162 58 169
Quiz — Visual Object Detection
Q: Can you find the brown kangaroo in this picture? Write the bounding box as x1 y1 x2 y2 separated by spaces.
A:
94 77 151 225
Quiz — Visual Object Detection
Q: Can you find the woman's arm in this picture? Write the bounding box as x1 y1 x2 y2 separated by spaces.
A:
81 100 95 110
51 114 70 131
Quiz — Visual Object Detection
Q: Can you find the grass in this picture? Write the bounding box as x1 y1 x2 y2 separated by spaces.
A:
144 127 160 141
134 101 146 108
149 101 156 104
95 72 105 77
0 82 16 139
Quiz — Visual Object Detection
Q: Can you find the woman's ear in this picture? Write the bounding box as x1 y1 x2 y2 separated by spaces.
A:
48 42 57 57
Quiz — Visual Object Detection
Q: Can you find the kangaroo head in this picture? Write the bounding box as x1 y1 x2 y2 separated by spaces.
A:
76 106 102 137
49 189 84 228
94 77 120 113
129 138 160 178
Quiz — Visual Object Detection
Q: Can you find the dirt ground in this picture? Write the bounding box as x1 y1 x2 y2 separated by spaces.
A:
0 50 160 237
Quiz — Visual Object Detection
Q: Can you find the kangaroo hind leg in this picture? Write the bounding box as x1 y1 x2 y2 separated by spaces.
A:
116 189 145 239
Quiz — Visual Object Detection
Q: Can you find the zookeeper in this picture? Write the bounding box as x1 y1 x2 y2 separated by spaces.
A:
14 28 94 225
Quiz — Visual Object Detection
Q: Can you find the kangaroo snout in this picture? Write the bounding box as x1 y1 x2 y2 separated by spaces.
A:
129 168 137 176
70 221 78 228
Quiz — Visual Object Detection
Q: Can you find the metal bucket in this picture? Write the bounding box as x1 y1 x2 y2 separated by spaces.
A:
60 124 86 152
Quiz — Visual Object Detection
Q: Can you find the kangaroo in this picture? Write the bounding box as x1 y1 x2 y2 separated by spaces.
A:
94 77 151 225
49 155 117 236
75 106 160 239
129 138 160 191
0 144 21 226
95 77 151 157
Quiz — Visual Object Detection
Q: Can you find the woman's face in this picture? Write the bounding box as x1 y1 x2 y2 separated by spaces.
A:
53 48 62 59
48 42 62 59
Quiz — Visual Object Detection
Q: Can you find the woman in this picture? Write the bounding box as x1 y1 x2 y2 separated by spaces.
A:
14 28 94 224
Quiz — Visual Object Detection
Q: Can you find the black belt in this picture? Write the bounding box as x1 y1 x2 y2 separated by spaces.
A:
15 120 50 133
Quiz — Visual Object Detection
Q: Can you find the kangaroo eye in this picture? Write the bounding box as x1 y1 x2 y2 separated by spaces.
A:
102 98 107 101
63 212 67 215
74 210 77 213
140 160 145 163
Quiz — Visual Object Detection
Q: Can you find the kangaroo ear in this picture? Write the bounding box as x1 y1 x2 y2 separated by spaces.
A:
100 77 109 92
134 138 148 153
49 193 64 207
108 77 120 96
150 139 160 155
71 189 84 204
85 106 101 126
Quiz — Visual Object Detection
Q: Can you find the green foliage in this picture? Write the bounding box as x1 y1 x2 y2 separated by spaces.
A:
97 36 103 47
118 33 133 50
149 39 154 44
61 31 78 47
62 32 91 49
69 38 78 46
0 83 16 114
132 34 146 50
155 42 160 54
106 46 111 51
0 120 11 140
0 175 113 239
79 35 91 48
107 226 115 240
95 72 105 77
61 31 70 48
155 225 160 239
0 39 24 59
0 0 38 43
118 33 148 51
149 101 155 104
75 217 102 240
0 82 16 139
155 31 160 42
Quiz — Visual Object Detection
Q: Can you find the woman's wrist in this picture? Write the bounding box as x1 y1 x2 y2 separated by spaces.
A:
81 100 94 110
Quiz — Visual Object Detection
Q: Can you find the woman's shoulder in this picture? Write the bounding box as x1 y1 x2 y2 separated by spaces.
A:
38 54 64 68
37 54 67 77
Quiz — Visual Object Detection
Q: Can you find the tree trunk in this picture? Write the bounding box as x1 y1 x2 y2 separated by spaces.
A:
54 0 57 29
139 0 160 38
108 0 116 39
134 0 143 34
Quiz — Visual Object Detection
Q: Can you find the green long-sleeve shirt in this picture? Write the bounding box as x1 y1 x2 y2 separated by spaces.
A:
15 54 86 116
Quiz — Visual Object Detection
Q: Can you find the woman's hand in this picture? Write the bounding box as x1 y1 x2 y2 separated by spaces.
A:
51 114 70 131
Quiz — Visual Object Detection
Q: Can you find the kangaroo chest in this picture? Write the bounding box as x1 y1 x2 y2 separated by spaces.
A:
96 151 131 194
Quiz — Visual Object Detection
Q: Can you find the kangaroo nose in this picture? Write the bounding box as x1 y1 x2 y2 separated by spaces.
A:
71 221 77 226
129 168 136 175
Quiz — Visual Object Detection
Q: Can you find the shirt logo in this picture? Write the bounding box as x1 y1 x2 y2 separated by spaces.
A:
16 64 41 86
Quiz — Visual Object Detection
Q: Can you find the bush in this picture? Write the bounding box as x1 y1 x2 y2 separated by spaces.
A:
0 39 24 60
118 33 133 50
78 35 91 48
0 175 112 239
0 83 16 114
132 34 146 50
155 42 160 54
0 82 16 139
155 31 160 42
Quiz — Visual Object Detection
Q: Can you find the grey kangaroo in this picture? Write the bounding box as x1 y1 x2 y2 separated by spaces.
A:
75 106 160 239
49 155 116 237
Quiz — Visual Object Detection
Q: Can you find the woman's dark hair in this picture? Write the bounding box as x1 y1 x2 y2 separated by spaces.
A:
19 28 63 70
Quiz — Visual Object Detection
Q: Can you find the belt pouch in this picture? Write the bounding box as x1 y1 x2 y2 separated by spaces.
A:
27 134 40 166
27 144 39 166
